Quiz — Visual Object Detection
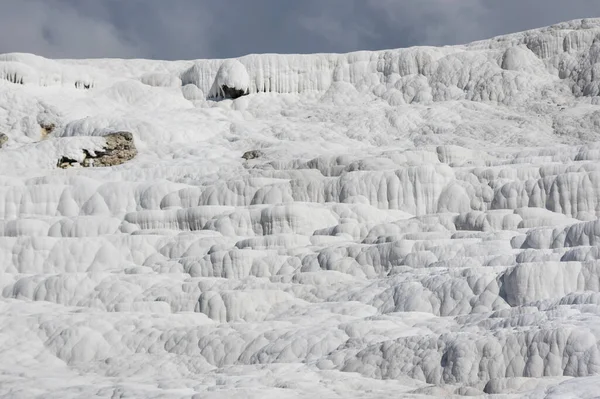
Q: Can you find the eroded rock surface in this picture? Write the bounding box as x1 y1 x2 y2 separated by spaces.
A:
58 132 136 168
241 149 263 160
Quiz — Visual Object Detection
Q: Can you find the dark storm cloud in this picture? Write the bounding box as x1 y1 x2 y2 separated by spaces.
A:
0 0 599 60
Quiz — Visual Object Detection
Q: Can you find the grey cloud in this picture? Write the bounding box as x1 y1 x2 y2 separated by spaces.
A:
362 0 600 48
366 0 488 46
0 0 142 58
0 0 599 60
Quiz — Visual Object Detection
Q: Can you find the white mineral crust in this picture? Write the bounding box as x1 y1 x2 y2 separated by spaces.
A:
2 18 600 398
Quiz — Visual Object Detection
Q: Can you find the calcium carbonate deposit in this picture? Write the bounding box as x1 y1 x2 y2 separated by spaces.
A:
3 18 600 398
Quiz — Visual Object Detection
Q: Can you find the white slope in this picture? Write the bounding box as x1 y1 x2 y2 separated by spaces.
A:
3 17 600 398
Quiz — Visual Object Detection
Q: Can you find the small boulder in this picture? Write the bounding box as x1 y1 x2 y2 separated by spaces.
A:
86 132 137 167
58 131 137 168
242 150 263 160
0 133 7 148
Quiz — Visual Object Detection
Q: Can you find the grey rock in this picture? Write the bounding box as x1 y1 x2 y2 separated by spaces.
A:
221 85 248 100
241 150 263 160
90 131 137 167
58 132 137 168
0 133 7 148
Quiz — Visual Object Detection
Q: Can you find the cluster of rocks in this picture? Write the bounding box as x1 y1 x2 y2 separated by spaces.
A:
58 132 137 168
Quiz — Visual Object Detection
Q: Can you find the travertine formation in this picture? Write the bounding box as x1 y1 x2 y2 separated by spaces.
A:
1 18 600 398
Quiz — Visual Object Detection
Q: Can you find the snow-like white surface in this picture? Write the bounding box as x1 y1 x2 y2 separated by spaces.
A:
205 59 250 99
3 18 600 397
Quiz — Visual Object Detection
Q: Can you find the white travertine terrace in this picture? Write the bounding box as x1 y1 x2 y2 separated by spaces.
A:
2 18 600 398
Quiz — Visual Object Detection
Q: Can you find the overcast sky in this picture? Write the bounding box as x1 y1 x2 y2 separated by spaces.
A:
1 0 600 60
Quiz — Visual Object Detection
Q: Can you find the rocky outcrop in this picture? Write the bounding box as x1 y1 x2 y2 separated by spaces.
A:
0 133 7 148
58 132 137 168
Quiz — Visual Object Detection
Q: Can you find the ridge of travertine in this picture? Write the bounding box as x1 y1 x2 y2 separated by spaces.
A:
2 18 600 398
